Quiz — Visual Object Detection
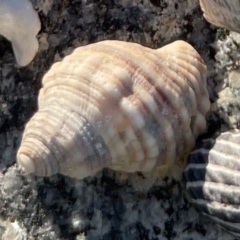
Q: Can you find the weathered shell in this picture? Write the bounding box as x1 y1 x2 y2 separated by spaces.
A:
184 130 240 238
0 0 41 66
17 40 210 179
200 0 240 33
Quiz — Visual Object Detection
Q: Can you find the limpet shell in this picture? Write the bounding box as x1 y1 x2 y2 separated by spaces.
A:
17 40 210 179
184 129 240 238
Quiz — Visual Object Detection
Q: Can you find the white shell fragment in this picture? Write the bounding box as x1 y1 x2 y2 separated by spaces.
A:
199 0 240 33
17 40 210 179
184 130 240 238
0 0 41 66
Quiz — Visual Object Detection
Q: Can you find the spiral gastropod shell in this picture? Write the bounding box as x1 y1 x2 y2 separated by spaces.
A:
17 40 210 179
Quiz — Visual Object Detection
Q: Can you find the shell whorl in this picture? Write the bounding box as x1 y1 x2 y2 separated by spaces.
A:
17 40 210 179
184 130 240 238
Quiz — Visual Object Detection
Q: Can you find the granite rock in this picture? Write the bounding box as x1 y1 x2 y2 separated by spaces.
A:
0 0 239 239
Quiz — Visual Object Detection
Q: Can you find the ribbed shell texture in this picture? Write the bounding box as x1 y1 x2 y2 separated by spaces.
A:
185 130 240 237
17 40 210 179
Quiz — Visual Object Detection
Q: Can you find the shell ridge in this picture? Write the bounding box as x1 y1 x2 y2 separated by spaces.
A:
191 198 240 222
202 213 240 234
18 40 209 179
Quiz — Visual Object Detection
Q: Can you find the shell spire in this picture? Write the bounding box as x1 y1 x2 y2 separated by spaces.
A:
17 40 210 179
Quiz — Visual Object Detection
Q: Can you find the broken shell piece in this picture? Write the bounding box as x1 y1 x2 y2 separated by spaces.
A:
184 130 240 238
0 0 41 66
17 40 210 179
200 0 240 33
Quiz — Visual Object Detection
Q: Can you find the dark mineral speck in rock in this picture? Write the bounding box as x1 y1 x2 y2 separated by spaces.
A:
153 225 161 235
149 0 168 9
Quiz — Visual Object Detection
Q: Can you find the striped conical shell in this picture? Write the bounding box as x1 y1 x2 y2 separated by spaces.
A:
17 40 210 179
184 130 240 238
200 0 240 33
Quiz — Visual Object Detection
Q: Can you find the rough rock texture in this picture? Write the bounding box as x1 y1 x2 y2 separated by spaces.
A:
0 0 239 239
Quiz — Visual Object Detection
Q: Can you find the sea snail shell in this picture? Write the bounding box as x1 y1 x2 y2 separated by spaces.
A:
17 40 210 179
184 130 240 238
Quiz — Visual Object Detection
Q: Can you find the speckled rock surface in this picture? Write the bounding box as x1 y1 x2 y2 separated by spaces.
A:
0 0 239 239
